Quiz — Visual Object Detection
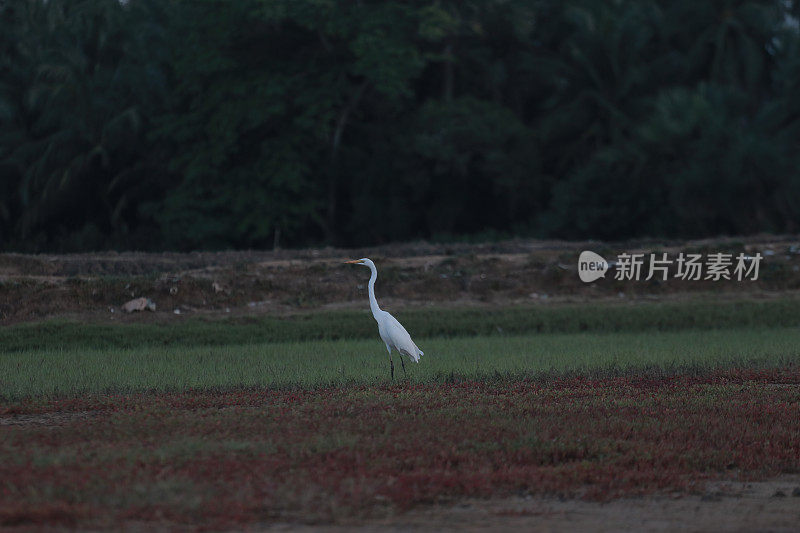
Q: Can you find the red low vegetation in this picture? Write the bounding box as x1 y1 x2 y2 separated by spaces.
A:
2 368 799 529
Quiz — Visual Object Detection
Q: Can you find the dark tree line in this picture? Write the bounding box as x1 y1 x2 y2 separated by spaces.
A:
1 0 800 252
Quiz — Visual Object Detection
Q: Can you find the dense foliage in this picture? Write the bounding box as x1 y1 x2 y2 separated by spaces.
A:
2 0 799 251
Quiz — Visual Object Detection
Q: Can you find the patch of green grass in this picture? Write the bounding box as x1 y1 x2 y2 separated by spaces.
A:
2 327 799 401
3 298 800 353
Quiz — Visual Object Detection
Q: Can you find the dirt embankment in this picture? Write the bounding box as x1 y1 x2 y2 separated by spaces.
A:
278 478 800 533
1 236 799 324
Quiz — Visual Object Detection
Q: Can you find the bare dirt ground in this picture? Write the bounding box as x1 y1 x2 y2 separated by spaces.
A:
271 478 800 533
2 235 800 324
15 480 800 532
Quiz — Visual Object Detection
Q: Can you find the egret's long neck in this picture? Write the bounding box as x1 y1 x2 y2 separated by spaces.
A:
367 263 381 318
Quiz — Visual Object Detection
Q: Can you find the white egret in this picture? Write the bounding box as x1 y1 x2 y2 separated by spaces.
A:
345 258 424 380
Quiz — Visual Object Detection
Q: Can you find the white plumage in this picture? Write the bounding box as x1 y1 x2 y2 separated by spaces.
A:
345 257 423 378
378 310 423 362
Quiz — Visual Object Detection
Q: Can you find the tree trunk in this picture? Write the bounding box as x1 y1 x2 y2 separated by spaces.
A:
324 79 368 244
443 41 454 102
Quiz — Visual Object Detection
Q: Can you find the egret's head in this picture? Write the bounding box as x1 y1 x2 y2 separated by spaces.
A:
345 257 374 268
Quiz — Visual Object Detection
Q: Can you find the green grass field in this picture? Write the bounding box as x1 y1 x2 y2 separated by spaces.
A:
4 298 800 352
2 298 800 400
2 328 800 400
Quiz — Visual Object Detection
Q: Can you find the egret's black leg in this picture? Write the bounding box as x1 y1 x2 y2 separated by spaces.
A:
390 358 394 381
400 356 407 377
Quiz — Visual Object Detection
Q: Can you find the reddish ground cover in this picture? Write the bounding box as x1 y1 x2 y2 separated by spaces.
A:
1 368 799 529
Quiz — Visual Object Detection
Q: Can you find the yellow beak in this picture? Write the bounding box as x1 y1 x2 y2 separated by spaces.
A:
344 259 363 264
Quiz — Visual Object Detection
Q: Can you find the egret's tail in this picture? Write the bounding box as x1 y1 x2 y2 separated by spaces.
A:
403 343 423 363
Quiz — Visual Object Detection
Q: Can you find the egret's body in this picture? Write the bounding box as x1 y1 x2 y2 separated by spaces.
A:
345 258 423 379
